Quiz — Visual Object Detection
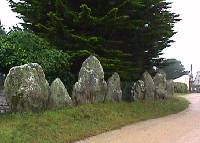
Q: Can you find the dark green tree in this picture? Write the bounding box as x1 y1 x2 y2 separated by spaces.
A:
136 0 180 71
8 0 180 81
159 59 189 79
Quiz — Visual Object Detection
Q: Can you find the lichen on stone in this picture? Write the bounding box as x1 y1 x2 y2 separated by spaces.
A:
72 56 107 105
49 78 72 109
4 63 49 112
106 72 122 102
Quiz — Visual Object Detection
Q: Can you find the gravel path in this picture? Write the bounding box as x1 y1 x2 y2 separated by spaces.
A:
76 94 200 143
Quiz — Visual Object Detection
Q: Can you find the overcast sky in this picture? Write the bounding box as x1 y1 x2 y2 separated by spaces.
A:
163 0 200 76
0 0 200 76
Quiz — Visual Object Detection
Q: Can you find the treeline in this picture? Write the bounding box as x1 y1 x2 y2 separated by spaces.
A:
1 0 180 90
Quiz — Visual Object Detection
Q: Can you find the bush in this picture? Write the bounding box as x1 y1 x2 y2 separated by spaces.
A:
0 31 75 91
174 82 188 93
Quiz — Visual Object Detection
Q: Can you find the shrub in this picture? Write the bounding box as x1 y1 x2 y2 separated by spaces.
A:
174 82 188 93
0 31 75 91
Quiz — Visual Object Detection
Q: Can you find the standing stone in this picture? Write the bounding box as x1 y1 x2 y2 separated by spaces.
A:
155 88 167 99
49 78 72 109
4 63 49 112
142 71 155 100
154 72 167 99
132 80 145 101
0 72 5 91
0 72 10 113
121 82 135 102
106 73 122 102
166 80 174 97
0 96 10 113
72 56 107 105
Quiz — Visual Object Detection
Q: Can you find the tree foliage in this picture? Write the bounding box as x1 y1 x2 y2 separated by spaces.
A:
0 31 74 90
159 59 189 80
8 0 180 81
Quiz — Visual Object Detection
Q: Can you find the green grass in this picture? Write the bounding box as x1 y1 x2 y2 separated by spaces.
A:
0 97 189 143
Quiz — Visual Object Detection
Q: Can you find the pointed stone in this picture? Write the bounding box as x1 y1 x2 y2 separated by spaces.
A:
72 56 107 105
142 71 155 100
49 78 72 109
106 73 122 102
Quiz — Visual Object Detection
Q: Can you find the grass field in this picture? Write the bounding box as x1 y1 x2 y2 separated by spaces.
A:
0 97 189 143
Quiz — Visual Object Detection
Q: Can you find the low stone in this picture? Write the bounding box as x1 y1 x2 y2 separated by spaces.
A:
132 80 145 101
4 63 49 112
142 71 155 100
106 73 122 102
49 78 72 109
72 56 107 105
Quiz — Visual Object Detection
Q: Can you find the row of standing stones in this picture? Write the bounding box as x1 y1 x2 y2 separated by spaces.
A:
1 56 174 113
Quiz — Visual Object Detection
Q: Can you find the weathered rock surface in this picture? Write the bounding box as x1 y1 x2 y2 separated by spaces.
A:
72 56 107 105
4 63 49 112
0 73 5 90
0 73 10 113
155 87 167 99
132 80 145 101
154 72 167 99
106 73 122 102
166 80 174 97
49 78 72 109
142 71 155 100
0 90 10 113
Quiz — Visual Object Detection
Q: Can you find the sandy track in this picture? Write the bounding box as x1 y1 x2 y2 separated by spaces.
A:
76 94 200 143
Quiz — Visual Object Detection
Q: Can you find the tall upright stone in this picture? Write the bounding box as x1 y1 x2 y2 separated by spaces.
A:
142 71 155 100
49 78 72 109
154 72 167 99
166 80 174 97
0 72 10 113
4 63 49 112
132 80 145 101
0 72 5 91
72 56 107 105
106 72 122 102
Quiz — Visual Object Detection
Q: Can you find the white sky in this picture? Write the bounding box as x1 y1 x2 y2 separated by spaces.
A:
0 0 22 30
0 0 200 76
163 0 200 76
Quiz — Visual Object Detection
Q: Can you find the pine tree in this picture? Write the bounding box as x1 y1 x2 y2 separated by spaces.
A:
159 59 189 80
8 0 180 81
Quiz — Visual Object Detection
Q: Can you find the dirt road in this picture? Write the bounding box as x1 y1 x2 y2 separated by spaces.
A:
76 94 200 143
